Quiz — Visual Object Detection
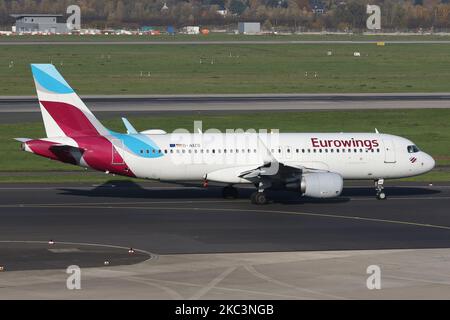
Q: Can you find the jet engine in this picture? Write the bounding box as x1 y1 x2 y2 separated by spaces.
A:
292 172 343 198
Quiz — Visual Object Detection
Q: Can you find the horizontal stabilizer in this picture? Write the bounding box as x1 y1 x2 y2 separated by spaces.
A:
14 138 32 142
49 144 86 153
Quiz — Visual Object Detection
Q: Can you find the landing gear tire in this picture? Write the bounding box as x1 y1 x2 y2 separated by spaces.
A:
374 179 386 200
222 186 238 199
376 192 387 200
251 192 267 205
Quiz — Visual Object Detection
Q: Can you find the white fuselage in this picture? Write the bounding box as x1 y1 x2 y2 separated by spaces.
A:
114 132 435 183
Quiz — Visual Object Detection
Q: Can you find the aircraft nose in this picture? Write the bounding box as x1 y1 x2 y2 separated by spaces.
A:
422 153 435 172
428 155 436 170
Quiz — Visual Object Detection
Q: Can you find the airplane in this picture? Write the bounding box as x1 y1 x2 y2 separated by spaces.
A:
16 64 435 204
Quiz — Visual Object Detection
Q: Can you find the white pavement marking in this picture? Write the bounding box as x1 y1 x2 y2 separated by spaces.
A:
125 276 184 300
0 240 156 259
350 196 450 201
0 199 248 207
141 276 303 299
243 264 345 300
189 266 237 300
2 248 449 299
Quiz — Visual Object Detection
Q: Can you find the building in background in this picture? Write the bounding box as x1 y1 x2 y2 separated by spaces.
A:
182 26 200 34
10 14 69 34
238 22 260 34
310 0 326 14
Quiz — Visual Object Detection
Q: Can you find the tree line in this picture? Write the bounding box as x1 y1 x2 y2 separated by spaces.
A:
0 0 449 31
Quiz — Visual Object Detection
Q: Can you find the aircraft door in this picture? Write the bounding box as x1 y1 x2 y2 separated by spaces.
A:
383 139 396 163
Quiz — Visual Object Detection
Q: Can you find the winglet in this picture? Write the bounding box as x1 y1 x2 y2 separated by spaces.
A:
375 128 379 134
257 134 277 165
121 117 138 134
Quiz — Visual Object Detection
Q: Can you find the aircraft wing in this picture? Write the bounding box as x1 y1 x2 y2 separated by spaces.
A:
238 136 329 184
238 161 301 180
14 138 85 155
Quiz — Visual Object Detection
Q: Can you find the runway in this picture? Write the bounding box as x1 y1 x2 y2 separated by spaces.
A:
1 94 449 123
0 181 450 299
1 40 450 45
0 181 449 299
0 181 449 266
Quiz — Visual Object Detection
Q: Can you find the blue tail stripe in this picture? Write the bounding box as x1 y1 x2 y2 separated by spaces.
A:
109 131 164 158
31 64 74 94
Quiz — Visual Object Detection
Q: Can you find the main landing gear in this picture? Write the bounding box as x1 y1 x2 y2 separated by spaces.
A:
375 179 387 200
222 184 268 204
251 191 267 205
250 181 271 205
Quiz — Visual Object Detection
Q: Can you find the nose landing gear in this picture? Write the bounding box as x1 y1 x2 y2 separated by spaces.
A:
375 179 387 200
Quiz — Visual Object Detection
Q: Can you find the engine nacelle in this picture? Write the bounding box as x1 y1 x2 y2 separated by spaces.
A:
300 172 343 198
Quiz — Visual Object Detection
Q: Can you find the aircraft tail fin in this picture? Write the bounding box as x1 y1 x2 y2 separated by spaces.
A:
31 64 108 138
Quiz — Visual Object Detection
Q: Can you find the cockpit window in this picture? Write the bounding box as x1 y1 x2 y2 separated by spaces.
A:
407 145 420 153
